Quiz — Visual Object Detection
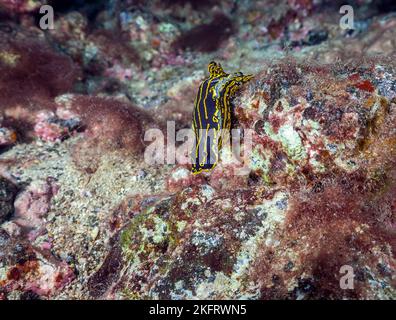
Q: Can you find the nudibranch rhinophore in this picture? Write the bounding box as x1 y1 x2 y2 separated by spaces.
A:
191 61 253 174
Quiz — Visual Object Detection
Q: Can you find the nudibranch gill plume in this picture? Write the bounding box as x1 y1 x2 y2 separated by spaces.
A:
192 61 253 174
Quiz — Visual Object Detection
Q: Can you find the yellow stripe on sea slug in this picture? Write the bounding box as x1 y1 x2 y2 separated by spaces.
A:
203 78 214 120
199 123 211 166
196 82 204 127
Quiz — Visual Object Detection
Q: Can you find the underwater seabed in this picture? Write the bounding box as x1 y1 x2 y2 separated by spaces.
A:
0 0 395 300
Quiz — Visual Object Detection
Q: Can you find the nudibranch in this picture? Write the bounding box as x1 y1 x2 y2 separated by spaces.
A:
192 61 253 174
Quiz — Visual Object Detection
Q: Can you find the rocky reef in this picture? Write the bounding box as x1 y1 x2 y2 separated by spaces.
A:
0 0 395 300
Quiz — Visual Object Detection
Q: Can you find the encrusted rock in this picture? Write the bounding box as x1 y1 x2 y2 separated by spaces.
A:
0 177 17 224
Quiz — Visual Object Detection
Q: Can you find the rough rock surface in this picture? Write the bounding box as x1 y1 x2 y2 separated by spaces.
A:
0 177 17 224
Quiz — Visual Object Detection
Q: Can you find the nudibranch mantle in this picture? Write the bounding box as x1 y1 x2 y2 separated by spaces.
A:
192 61 253 174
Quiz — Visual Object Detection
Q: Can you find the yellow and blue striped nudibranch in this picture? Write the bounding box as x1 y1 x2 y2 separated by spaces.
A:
192 61 253 174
